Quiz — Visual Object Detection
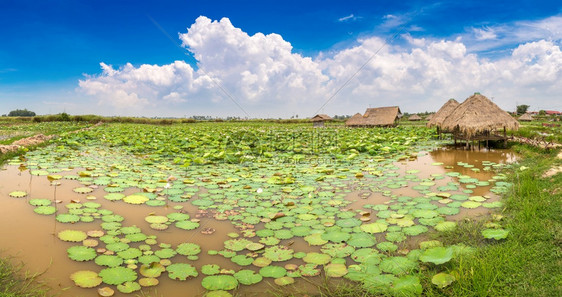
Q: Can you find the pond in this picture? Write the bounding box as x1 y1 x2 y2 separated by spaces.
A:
0 141 516 297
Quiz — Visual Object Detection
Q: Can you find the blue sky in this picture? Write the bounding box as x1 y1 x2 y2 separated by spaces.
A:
1 0 561 117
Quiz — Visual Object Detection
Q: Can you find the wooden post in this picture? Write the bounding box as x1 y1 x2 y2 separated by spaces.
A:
503 127 507 147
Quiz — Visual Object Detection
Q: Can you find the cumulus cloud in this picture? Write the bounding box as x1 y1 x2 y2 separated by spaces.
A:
79 15 562 117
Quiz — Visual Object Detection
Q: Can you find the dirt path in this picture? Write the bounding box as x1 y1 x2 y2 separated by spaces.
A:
543 151 562 178
0 122 102 155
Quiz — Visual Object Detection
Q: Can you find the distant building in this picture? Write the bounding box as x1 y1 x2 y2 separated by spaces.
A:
408 114 422 121
346 106 402 127
310 114 333 127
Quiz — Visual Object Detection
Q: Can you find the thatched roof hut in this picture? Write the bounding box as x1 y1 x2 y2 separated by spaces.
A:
518 113 533 122
345 113 365 127
311 114 332 127
427 99 460 128
362 106 402 126
311 114 332 122
426 114 434 121
346 106 402 127
408 114 422 121
440 93 519 138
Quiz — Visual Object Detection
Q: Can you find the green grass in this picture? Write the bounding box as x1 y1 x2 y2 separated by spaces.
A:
420 144 562 296
0 257 50 297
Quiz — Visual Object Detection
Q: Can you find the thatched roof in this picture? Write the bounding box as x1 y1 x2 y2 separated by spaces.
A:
518 113 533 121
408 114 422 121
427 99 460 128
311 114 332 122
426 114 434 121
440 93 519 137
345 113 364 126
362 106 402 126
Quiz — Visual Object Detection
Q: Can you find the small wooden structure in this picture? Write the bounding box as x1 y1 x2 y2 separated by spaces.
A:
408 114 422 121
518 113 533 122
310 114 332 127
440 93 519 149
346 106 402 127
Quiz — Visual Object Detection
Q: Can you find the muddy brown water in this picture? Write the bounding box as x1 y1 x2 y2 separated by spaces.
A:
0 147 516 297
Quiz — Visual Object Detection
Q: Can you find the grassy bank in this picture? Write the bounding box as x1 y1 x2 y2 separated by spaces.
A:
420 144 561 296
0 257 50 297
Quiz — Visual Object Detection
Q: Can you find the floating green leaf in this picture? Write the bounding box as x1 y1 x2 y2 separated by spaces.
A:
99 267 137 285
70 270 102 288
420 247 454 265
201 275 238 291
166 263 198 280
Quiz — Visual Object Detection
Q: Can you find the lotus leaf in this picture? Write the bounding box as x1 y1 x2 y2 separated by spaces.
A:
175 220 199 230
139 277 159 287
432 272 456 288
140 263 165 278
145 215 168 224
420 240 443 249
67 245 97 261
385 231 406 242
99 267 137 285
70 270 102 288
95 255 124 267
58 230 88 242
461 201 481 209
117 248 142 259
298 264 321 277
201 275 238 291
101 214 124 222
252 257 271 267
274 276 295 286
56 213 81 223
201 264 221 275
325 263 348 278
106 242 129 252
123 194 149 204
302 252 331 265
420 247 454 265
435 221 457 232
264 246 294 262
403 225 429 236
73 187 93 194
376 242 398 252
245 242 265 251
97 287 115 297
360 222 387 234
321 243 355 258
362 273 397 295
321 231 351 242
155 248 177 259
117 281 141 293
138 255 160 265
390 275 422 296
167 212 190 221
380 257 418 275
33 205 56 215
259 266 287 278
481 228 509 240
224 239 252 251
29 199 51 206
176 243 201 256
166 263 198 280
104 193 125 201
347 233 376 248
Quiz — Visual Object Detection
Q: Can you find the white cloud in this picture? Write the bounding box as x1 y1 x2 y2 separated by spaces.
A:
338 14 361 22
474 27 497 40
79 15 562 117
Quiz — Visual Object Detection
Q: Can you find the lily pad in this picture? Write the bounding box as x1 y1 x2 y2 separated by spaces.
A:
360 222 388 234
274 276 295 286
432 272 456 288
99 267 137 285
264 246 294 262
259 266 287 278
201 275 238 291
70 270 102 288
67 245 97 261
303 252 332 265
139 263 165 278
420 247 454 265
166 263 198 280
234 270 263 285
117 281 141 293
201 264 221 276
58 230 88 242
176 243 201 256
95 255 124 267
325 263 348 278
33 205 56 215
481 228 509 240
379 257 418 276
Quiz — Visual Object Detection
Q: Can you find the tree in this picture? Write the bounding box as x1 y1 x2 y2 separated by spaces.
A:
7 109 36 117
516 104 530 115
